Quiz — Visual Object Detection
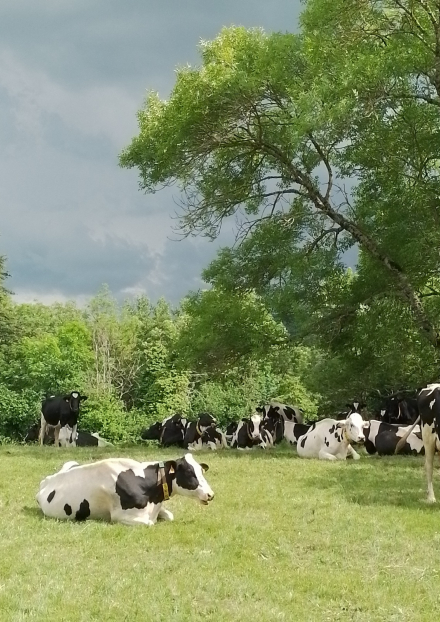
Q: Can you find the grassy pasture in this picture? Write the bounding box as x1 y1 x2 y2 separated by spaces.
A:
0 446 439 621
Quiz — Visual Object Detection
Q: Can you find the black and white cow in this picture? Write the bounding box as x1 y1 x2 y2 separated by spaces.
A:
257 402 304 424
225 421 239 446
40 392 88 447
183 413 217 449
296 412 367 460
395 384 440 503
75 431 114 447
379 395 419 425
283 422 312 445
36 453 214 526
230 414 266 449
363 420 423 456
188 426 228 451
260 414 284 445
141 421 162 441
159 415 188 447
25 423 111 447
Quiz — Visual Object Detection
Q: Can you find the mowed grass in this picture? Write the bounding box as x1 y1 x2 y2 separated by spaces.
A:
1 447 440 621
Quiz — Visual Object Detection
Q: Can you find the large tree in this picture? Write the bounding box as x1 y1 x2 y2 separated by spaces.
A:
120 4 440 377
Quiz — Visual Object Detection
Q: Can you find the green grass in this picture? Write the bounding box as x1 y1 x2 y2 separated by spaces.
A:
0 445 439 621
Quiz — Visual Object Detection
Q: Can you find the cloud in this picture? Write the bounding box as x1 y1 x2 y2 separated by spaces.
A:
0 1 304 306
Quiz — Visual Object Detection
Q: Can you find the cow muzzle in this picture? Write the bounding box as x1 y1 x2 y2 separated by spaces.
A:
199 490 214 505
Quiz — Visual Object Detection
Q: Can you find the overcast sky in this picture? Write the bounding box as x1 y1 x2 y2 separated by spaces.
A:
0 1 302 306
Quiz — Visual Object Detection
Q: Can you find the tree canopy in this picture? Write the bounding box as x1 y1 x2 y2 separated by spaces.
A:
120 1 440 385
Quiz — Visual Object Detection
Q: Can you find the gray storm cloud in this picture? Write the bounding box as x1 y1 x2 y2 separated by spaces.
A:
0 1 302 305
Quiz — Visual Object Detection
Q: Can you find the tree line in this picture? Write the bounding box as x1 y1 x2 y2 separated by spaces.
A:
4 1 440 441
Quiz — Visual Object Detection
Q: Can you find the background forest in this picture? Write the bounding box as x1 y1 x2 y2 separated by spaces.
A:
3 0 440 442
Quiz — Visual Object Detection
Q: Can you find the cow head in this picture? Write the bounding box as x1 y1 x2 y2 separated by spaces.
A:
338 412 368 443
247 413 262 441
345 401 366 415
63 391 88 413
261 414 284 442
201 427 225 449
168 453 214 504
197 413 217 429
141 421 162 441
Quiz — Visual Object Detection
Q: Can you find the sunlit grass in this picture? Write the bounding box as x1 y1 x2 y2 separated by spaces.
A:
0 445 439 621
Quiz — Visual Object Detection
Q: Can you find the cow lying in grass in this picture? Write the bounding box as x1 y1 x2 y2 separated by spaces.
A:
364 420 423 456
296 412 367 460
36 453 214 526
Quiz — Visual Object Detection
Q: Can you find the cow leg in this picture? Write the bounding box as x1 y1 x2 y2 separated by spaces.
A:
111 511 155 526
71 424 78 447
39 413 46 446
346 444 361 460
318 449 338 461
422 423 437 503
54 424 61 448
111 503 160 526
157 507 174 521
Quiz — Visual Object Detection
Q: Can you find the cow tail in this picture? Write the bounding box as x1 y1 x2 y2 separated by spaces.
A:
394 415 421 454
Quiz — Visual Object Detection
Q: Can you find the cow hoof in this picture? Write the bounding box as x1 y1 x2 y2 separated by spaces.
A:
353 454 361 461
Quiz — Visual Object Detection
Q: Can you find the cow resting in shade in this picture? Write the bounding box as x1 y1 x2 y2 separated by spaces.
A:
364 420 423 456
36 453 214 526
256 402 303 424
296 412 368 460
230 414 268 449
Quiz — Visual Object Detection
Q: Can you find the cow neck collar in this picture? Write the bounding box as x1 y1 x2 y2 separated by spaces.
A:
342 427 349 442
158 461 170 501
196 420 203 436
247 422 255 441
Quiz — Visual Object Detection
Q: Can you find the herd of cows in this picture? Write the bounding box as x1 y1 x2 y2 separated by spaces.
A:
29 383 440 525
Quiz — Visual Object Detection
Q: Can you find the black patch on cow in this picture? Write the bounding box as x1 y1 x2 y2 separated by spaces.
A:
75 431 99 446
47 490 56 503
364 438 377 455
115 465 170 509
328 425 336 434
160 415 187 447
175 461 199 491
75 499 90 521
141 421 162 441
300 436 307 448
64 503 72 516
324 437 329 447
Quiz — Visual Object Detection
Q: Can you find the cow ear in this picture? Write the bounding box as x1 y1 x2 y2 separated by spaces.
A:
62 395 70 401
167 461 177 477
80 395 88 402
200 463 209 473
362 421 370 429
336 420 346 428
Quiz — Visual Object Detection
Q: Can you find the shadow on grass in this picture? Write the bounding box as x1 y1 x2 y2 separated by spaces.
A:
22 506 43 519
303 455 438 511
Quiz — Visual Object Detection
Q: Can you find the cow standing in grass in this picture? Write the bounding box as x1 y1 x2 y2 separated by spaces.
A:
40 392 88 447
395 384 440 503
